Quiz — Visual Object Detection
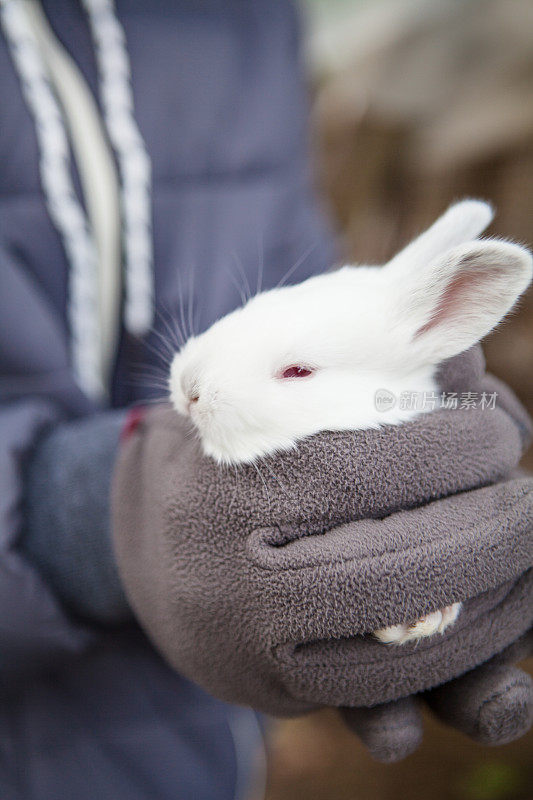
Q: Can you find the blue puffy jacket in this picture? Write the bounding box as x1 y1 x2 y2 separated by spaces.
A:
0 1 334 797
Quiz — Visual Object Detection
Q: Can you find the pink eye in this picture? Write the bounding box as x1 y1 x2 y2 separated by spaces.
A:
280 365 313 379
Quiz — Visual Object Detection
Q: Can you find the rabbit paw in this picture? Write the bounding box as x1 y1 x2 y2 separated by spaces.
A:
373 603 462 645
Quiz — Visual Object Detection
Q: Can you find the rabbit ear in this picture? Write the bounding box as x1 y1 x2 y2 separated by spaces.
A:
392 239 533 366
387 200 494 276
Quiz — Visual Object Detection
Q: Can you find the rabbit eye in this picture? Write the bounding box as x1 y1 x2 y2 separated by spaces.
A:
280 365 314 379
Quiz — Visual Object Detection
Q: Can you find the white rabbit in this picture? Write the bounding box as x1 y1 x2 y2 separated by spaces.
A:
169 200 532 644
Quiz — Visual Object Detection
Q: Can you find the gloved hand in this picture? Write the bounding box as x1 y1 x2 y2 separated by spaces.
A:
112 348 532 757
341 630 533 762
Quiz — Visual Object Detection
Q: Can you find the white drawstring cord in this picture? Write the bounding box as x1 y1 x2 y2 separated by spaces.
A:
1 0 105 400
1 0 155 398
82 0 154 338
23 0 123 396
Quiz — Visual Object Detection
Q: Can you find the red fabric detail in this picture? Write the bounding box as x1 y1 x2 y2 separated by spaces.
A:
121 407 147 442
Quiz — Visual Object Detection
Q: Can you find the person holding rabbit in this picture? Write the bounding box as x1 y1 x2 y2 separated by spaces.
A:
0 1 531 797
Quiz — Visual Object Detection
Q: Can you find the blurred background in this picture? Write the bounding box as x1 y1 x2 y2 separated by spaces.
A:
264 1 533 798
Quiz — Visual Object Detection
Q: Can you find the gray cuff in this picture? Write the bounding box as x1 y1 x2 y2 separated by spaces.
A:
21 410 131 625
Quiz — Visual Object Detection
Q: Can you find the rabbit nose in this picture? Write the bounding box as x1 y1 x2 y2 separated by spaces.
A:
181 370 200 411
186 393 199 413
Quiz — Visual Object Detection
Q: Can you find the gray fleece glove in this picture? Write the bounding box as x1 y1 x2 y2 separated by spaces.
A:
112 348 533 759
341 630 533 761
